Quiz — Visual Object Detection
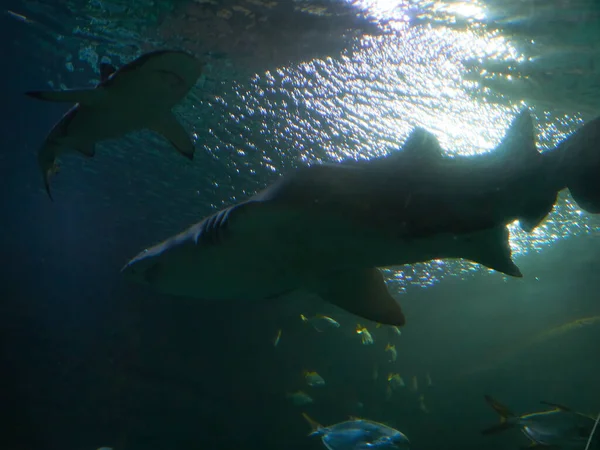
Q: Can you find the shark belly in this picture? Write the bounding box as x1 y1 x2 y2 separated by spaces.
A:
136 212 469 301
59 105 164 146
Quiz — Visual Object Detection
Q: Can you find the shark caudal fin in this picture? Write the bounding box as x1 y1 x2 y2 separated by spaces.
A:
482 395 519 435
547 115 600 214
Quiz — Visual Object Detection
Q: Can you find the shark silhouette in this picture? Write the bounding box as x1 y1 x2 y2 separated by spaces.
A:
26 50 204 200
122 109 600 326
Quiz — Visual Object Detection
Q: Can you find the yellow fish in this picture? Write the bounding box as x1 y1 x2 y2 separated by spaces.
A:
356 324 374 345
301 314 340 332
304 371 325 387
387 373 405 390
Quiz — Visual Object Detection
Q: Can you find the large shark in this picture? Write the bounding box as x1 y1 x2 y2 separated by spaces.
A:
121 109 600 326
26 50 204 200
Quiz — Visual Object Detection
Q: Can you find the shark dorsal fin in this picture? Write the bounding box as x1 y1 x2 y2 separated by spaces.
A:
100 63 117 83
540 401 573 412
494 109 538 159
400 127 443 162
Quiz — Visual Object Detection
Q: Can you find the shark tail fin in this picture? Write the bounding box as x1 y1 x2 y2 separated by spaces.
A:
302 413 324 437
546 115 600 214
482 395 518 435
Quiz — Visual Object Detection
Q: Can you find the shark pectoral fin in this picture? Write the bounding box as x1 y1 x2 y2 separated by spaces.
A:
149 112 195 160
25 88 106 105
461 226 522 277
315 268 405 327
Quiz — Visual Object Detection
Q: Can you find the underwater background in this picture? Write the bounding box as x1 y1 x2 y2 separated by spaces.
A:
3 0 600 449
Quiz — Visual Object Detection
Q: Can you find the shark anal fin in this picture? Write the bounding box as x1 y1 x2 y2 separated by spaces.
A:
150 112 195 160
540 401 573 412
25 88 106 105
460 226 522 277
99 63 117 82
315 268 405 327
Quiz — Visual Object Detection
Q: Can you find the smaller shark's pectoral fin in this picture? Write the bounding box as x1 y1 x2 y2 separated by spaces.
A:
460 226 522 277
25 88 106 105
314 268 405 327
149 112 195 160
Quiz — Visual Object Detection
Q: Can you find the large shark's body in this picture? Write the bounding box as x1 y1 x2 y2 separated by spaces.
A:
27 50 204 199
122 110 600 326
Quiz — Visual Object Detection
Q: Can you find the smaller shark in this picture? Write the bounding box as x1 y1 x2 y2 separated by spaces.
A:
26 50 204 200
121 109 600 326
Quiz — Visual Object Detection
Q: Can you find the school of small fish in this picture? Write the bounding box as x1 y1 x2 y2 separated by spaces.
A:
277 314 433 422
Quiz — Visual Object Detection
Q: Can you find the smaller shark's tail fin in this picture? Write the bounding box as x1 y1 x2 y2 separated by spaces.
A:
482 395 519 435
548 115 600 214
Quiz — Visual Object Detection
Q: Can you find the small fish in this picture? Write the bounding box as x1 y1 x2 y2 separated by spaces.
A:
410 376 418 392
304 371 325 387
273 329 282 347
377 323 402 338
356 324 374 345
426 372 432 387
387 373 405 391
482 396 598 449
385 343 397 362
300 314 340 332
302 413 410 450
418 395 429 414
286 390 314 406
